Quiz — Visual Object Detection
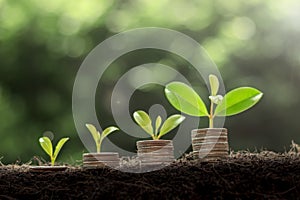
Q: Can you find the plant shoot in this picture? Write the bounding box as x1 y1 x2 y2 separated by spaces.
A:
85 124 119 153
39 136 69 166
133 110 185 140
165 74 263 128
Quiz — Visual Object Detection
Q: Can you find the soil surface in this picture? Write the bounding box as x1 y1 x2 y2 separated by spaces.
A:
1 151 300 200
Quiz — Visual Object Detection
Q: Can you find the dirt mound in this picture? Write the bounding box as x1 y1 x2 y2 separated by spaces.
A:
1 151 300 199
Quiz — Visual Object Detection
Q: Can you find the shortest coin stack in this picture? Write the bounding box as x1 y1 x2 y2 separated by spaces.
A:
137 140 175 168
83 152 120 169
191 128 229 161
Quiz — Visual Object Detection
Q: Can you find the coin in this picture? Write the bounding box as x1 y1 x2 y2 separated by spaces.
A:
136 140 175 165
191 128 229 161
137 140 172 144
83 156 120 162
192 128 227 138
192 132 227 138
192 128 227 133
83 161 119 165
29 166 67 172
192 142 228 149
137 147 173 151
137 151 173 156
192 136 227 143
83 152 120 168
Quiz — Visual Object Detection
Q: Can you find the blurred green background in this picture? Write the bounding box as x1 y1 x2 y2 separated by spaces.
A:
1 0 300 164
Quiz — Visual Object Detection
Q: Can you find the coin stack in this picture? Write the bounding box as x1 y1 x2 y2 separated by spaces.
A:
191 128 229 161
137 140 175 167
83 152 120 168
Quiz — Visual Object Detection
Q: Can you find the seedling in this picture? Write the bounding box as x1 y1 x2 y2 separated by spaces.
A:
133 110 185 140
39 136 69 166
85 124 119 153
165 74 263 128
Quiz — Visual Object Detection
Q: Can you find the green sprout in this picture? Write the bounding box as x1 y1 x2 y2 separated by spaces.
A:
133 110 185 140
85 124 119 153
164 74 263 128
39 136 69 166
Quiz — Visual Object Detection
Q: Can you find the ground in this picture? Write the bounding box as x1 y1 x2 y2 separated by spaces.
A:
1 151 300 200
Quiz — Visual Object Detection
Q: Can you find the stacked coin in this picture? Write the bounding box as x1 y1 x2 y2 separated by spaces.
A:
83 152 120 168
137 140 175 167
29 166 67 172
191 128 229 160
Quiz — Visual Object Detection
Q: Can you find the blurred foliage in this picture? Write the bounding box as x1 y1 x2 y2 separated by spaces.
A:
0 0 300 163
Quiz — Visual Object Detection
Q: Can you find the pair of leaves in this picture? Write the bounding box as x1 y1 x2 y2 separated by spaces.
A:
133 110 185 139
39 137 69 166
165 82 263 117
85 124 119 153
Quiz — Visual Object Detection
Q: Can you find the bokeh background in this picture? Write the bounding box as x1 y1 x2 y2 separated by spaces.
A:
1 0 300 164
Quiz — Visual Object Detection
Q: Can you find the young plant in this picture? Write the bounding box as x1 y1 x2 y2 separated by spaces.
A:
39 136 69 166
133 110 185 140
164 74 263 128
85 124 119 153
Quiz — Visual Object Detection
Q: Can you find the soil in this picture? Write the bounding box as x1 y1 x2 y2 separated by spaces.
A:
1 150 300 200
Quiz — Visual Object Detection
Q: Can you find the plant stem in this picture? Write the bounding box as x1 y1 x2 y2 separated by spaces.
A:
97 137 102 153
51 156 55 166
209 100 214 128
97 140 102 153
153 134 158 140
97 142 101 153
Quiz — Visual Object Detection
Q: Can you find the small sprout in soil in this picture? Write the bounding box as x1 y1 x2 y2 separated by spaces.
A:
165 74 263 128
133 110 185 140
85 124 119 153
39 136 69 166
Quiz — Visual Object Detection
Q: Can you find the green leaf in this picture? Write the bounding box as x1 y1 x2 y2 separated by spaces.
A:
165 82 209 117
209 74 219 96
155 115 162 135
158 114 185 138
39 137 53 158
133 110 154 136
53 137 69 164
102 126 119 139
215 87 263 116
86 123 101 151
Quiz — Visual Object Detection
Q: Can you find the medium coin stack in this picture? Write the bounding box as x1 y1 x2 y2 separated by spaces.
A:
137 140 175 167
191 128 229 161
83 152 120 168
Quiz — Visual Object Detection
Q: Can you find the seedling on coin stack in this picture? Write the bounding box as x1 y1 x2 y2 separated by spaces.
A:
85 124 119 153
83 124 120 168
165 74 263 160
29 135 69 172
39 136 69 166
133 110 185 140
133 110 185 170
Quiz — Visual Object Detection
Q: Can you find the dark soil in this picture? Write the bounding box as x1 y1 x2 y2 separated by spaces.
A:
1 151 300 200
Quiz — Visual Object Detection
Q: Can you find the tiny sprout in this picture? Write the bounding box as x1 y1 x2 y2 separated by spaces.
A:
133 110 185 140
39 136 69 166
85 124 119 153
209 95 223 105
